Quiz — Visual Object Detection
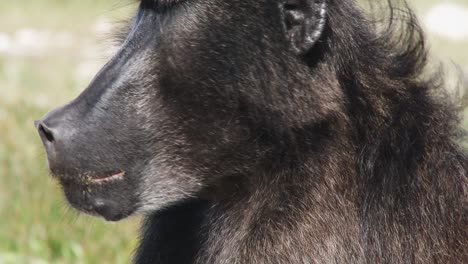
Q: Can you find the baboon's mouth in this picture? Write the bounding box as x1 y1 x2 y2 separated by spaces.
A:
86 170 126 183
59 169 134 221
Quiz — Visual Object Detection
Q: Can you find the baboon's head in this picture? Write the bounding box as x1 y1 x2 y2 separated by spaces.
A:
36 0 335 221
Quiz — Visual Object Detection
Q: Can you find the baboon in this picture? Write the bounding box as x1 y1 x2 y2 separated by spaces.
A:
36 0 467 263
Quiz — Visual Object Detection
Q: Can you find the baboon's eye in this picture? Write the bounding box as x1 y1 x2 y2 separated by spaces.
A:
158 0 181 6
141 0 183 9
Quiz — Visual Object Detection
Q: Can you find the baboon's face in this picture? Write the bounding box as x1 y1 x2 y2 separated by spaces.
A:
35 0 329 221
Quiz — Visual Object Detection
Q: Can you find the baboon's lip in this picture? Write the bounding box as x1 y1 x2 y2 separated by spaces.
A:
87 170 125 183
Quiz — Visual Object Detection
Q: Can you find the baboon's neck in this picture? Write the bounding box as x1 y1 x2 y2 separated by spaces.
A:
196 146 362 263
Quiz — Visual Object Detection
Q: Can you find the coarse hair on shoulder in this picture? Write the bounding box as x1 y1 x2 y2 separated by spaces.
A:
317 0 466 143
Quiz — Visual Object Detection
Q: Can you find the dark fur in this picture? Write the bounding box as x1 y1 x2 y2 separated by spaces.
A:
36 0 467 263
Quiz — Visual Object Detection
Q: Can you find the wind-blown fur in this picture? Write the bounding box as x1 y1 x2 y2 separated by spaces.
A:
134 1 467 263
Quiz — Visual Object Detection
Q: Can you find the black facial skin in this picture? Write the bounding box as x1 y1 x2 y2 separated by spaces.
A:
36 0 467 263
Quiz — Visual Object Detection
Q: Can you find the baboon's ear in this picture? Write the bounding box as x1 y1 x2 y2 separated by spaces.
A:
281 0 327 55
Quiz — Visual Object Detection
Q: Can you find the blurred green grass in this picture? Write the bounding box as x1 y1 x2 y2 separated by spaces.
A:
0 0 467 263
0 1 139 263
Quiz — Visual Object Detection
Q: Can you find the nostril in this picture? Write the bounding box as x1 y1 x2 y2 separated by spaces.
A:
38 123 55 143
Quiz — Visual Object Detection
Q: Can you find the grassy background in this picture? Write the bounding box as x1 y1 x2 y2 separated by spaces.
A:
0 1 140 263
0 0 467 263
